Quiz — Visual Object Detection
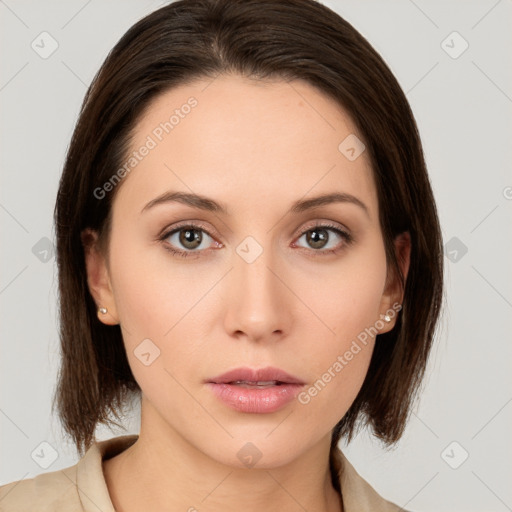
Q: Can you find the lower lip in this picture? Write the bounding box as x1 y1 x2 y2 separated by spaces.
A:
206 382 304 413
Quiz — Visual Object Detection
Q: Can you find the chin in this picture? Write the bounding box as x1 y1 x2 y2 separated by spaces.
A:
203 435 309 471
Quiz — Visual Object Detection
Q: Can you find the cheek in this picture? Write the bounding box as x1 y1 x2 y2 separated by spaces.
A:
107 232 219 393
294 247 387 416
301 245 387 348
108 229 208 340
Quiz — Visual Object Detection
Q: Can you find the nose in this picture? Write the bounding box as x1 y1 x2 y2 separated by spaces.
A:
223 241 293 344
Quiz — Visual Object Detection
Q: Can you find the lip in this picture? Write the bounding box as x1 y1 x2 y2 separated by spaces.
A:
207 366 306 385
205 366 306 414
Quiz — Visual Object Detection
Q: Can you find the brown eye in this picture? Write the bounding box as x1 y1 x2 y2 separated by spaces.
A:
178 228 203 249
162 224 216 254
294 223 353 255
305 228 330 249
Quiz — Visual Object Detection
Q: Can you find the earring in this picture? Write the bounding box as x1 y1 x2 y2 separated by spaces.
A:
381 314 392 323
98 307 108 315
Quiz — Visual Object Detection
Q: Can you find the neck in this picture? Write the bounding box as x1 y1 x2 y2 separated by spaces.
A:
103 403 343 512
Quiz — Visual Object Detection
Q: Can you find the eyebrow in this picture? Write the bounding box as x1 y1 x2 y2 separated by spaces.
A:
141 190 370 218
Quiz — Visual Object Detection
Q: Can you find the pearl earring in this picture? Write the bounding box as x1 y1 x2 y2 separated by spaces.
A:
382 314 391 322
98 307 108 315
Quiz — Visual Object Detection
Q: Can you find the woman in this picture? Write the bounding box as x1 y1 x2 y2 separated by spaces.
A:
0 0 443 510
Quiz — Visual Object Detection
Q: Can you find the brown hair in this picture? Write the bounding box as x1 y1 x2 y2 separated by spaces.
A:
52 0 444 487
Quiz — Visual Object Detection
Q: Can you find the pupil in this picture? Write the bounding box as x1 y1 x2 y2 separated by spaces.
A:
308 228 327 249
180 229 202 249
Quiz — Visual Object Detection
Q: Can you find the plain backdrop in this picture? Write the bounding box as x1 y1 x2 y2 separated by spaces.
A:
1 1 511 511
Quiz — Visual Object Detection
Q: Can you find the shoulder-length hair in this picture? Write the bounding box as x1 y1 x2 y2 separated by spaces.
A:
52 0 444 478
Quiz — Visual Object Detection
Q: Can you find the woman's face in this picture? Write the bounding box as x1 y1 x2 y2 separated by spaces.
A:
86 74 406 468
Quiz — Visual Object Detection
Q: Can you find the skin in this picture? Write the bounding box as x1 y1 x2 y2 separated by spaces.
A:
83 74 410 512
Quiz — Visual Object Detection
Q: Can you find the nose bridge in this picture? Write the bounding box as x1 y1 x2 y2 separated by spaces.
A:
224 235 291 340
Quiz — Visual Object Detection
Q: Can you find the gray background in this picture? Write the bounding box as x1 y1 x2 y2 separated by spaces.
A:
1 1 511 510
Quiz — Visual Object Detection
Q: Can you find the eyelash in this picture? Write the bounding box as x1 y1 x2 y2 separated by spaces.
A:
158 221 353 259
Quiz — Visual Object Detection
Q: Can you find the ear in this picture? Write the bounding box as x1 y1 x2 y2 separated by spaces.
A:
377 231 411 334
81 228 119 325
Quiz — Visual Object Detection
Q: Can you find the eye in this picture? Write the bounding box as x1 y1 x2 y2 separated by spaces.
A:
159 223 220 258
293 223 353 255
158 221 353 259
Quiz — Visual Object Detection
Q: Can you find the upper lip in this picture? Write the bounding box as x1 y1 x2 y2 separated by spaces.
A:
207 366 305 385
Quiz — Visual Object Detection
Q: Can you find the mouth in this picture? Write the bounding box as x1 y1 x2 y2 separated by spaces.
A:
205 367 306 413
225 380 290 388
206 366 306 386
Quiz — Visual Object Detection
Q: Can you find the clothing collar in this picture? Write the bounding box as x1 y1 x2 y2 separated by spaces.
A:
75 434 400 512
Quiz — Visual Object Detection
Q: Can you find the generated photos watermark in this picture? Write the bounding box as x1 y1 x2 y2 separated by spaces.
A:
297 302 402 405
93 97 198 200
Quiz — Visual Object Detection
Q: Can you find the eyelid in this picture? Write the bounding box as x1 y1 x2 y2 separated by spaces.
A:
158 219 350 242
294 219 350 238
158 220 220 242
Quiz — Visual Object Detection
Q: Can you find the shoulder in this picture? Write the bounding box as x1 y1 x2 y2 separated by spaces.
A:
0 464 81 511
0 435 137 512
333 447 411 512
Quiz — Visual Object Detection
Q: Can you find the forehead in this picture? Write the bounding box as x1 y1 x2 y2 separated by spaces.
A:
113 74 377 220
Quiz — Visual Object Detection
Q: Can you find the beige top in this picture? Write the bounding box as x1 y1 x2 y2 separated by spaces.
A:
0 435 405 511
